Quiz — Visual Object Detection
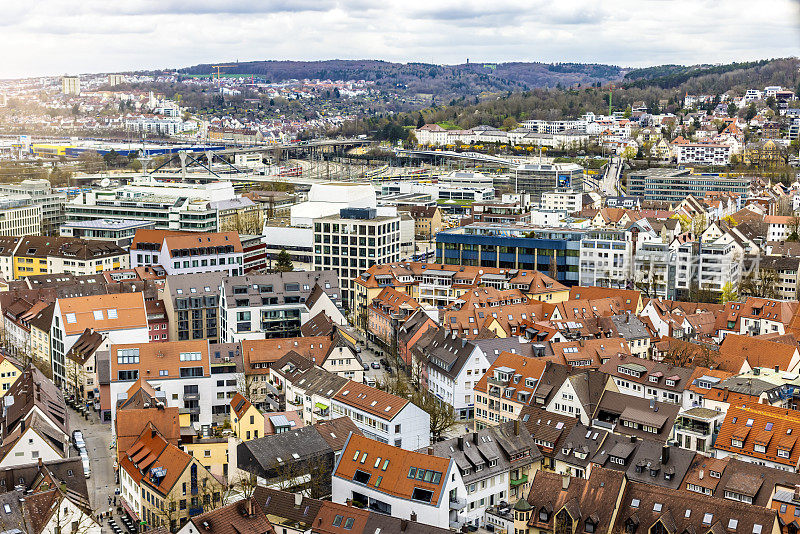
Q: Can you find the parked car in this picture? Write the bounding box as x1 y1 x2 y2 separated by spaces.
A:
370 362 380 369
379 358 389 367
362 363 370 371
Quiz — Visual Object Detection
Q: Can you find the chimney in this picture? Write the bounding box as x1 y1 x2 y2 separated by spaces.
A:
630 436 637 444
400 519 409 531
472 432 479 445
794 484 800 502
457 436 464 451
410 512 417 522
561 473 570 491
775 365 780 373
317 517 322 526
427 446 434 455
661 445 670 465
514 419 520 436
37 457 42 468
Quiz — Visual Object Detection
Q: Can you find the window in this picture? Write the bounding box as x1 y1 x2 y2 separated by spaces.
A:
180 352 202 361
344 518 354 530
117 348 140 364
411 488 434 503
65 313 77 324
333 515 343 527
93 310 104 320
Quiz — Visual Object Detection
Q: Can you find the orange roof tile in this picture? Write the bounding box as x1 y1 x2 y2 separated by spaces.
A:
334 434 451 504
58 292 147 336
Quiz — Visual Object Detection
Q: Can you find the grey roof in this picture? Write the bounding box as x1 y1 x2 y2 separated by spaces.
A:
425 421 539 484
591 434 641 469
0 458 88 504
555 423 608 469
625 440 696 490
96 351 110 385
290 366 348 399
713 376 783 402
595 390 680 443
472 337 543 364
221 271 341 308
165 271 226 298
238 425 332 474
414 327 475 381
568 370 610 419
610 313 651 340
209 342 244 372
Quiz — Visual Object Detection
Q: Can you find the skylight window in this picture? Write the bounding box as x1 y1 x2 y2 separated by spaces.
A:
729 520 738 530
653 503 662 512
746 419 754 427
703 513 713 525
631 499 640 508
107 309 118 319
93 310 104 320
765 422 773 431
66 313 77 324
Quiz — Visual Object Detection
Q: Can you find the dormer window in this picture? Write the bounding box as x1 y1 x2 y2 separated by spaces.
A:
539 509 550 522
585 519 597 533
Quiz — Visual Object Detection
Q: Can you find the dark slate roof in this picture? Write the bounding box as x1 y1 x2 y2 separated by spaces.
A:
425 421 540 484
625 440 696 490
238 425 332 473
555 423 608 469
252 487 321 530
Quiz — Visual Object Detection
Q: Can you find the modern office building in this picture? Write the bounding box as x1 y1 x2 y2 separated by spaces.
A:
65 176 239 232
0 196 41 237
59 219 155 248
513 163 584 199
626 168 751 202
313 208 401 309
0 180 66 234
436 223 583 285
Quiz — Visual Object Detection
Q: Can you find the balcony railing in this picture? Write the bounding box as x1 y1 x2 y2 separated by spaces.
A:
450 496 467 510
510 473 529 487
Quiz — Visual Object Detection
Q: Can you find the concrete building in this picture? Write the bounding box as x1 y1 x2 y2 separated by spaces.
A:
65 176 239 232
627 168 750 202
59 219 155 248
0 180 66 234
436 223 584 285
61 75 80 95
313 208 401 310
0 196 41 236
513 163 584 199
673 141 732 165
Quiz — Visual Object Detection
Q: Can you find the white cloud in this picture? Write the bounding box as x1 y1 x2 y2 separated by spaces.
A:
1 0 798 78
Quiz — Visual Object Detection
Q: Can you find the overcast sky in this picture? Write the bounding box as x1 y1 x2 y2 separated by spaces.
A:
3 0 799 78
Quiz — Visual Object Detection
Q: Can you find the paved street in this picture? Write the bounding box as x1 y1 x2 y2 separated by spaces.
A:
68 406 117 519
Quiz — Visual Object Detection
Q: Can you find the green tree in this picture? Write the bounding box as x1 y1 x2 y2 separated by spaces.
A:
275 248 293 272
719 282 739 304
744 103 757 121
727 103 737 117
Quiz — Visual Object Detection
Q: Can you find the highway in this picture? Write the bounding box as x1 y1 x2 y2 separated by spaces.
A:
600 156 623 195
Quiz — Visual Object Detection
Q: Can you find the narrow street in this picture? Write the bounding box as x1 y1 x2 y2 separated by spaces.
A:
68 406 117 519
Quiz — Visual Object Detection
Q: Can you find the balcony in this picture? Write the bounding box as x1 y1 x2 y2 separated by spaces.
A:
510 473 529 487
450 496 467 510
449 514 468 530
675 421 711 436
183 393 200 401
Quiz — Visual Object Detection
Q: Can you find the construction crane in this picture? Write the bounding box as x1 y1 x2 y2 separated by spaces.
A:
609 83 614 116
211 65 234 86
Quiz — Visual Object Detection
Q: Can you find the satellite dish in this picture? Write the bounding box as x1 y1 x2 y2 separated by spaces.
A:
100 178 111 188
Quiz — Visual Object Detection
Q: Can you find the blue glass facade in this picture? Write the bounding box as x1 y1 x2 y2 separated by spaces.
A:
436 226 583 285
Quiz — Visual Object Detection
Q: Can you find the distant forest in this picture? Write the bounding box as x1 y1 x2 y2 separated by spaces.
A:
178 59 626 99
328 58 800 139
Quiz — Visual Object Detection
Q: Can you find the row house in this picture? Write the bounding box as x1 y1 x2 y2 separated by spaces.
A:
130 229 244 277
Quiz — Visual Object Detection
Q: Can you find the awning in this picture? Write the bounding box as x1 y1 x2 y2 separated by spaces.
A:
119 496 140 523
314 402 328 410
